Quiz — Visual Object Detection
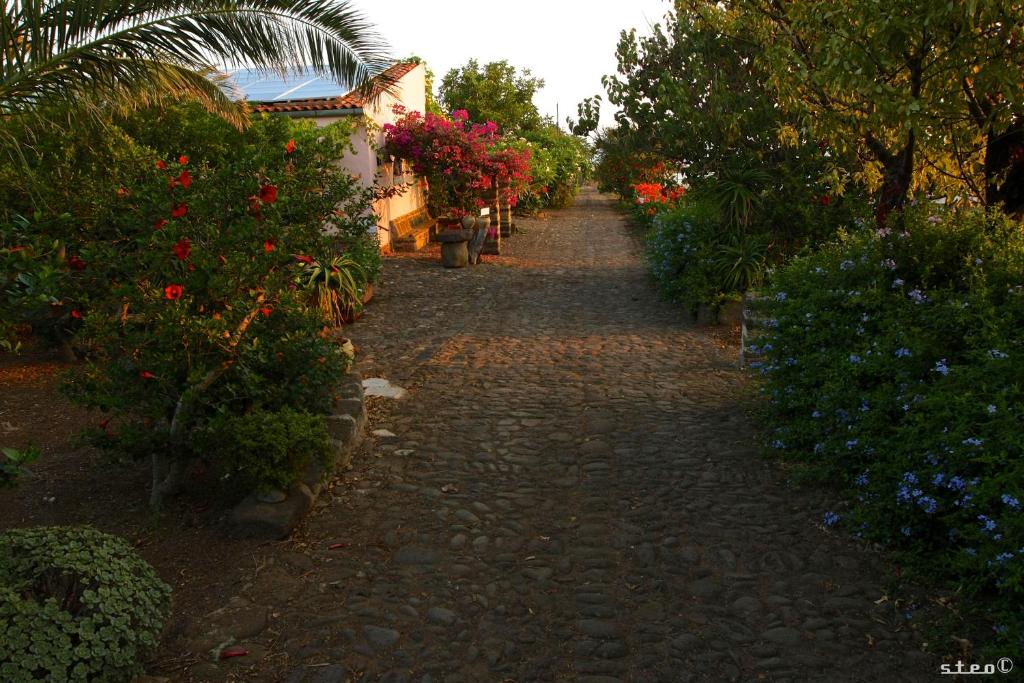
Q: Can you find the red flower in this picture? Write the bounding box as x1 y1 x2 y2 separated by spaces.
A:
263 239 276 253
218 254 228 265
154 218 168 230
98 418 111 429
172 238 191 261
820 195 832 206
156 160 167 170
67 254 86 271
164 284 184 300
177 170 192 189
178 155 189 165
259 184 278 204
171 203 188 219
70 309 82 319
117 186 129 199
8 245 27 253
260 306 273 317
286 139 296 154
139 371 156 380
295 254 314 265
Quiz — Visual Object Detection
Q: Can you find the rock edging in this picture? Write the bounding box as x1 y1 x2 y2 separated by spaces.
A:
226 370 367 540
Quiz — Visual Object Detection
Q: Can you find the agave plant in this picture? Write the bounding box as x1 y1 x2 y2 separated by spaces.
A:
0 0 392 126
712 230 769 292
300 255 368 327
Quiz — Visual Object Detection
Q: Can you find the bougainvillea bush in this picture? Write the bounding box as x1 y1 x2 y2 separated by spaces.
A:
755 205 1024 651
383 107 529 217
1 107 377 505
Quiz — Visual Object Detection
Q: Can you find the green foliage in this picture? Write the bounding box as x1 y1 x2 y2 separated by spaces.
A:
196 408 331 492
439 59 545 133
517 125 592 213
0 526 171 682
0 446 40 489
300 255 368 328
755 206 1024 652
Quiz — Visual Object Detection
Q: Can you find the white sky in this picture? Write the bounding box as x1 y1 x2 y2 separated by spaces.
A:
357 0 672 132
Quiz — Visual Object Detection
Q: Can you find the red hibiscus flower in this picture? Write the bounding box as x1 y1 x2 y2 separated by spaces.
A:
260 306 273 317
139 371 156 380
154 218 168 230
171 203 188 219
67 254 86 271
70 309 82 319
286 139 296 154
117 186 129 199
164 284 184 300
8 245 27 253
295 254 314 265
820 195 832 206
177 170 192 189
259 184 278 204
264 239 276 253
156 160 167 170
178 155 189 165
218 254 228 265
172 238 191 261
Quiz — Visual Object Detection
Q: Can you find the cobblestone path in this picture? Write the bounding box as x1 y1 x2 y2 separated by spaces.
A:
224 188 935 682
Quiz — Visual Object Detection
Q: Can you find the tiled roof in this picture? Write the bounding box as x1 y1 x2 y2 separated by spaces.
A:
251 62 419 114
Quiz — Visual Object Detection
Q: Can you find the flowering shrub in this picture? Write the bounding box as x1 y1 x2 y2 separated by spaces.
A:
755 205 1024 651
383 106 530 216
516 125 592 213
0 107 379 506
645 199 767 315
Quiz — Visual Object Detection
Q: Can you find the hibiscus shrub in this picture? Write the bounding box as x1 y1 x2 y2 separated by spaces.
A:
755 205 1024 652
0 107 380 506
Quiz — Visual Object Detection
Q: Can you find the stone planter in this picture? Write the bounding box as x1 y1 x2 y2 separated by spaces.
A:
437 229 472 268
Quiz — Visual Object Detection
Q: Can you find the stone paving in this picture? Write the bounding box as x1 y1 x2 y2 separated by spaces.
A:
201 188 936 682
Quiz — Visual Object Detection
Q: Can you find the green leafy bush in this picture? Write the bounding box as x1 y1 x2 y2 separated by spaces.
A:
0 446 39 488
755 205 1024 651
0 526 171 682
516 124 591 213
196 408 331 492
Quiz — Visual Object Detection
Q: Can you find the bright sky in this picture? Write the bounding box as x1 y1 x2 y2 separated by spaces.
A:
357 0 672 132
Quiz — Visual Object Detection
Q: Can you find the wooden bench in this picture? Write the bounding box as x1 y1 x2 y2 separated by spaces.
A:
390 207 437 252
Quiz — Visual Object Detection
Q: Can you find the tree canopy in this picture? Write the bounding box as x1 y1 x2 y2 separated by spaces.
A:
439 59 545 133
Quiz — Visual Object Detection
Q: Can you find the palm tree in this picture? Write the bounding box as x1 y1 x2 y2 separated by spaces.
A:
0 0 392 125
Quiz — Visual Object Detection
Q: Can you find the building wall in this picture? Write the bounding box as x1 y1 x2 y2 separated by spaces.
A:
308 64 428 251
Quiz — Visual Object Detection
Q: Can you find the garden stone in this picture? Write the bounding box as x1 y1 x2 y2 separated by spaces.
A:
363 625 400 650
363 378 407 399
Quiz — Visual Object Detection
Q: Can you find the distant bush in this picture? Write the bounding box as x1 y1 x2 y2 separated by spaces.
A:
0 526 171 682
755 205 1024 651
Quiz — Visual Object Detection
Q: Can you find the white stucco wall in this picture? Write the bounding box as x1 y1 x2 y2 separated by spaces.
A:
305 64 428 251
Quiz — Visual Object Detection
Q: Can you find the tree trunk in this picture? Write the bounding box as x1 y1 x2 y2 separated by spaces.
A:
984 117 1024 218
871 134 916 229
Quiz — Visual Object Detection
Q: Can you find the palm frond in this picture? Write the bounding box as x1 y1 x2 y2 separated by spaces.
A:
1 0 392 122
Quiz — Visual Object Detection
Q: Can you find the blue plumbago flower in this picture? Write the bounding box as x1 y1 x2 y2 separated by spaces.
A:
957 493 975 508
766 319 779 328
902 403 910 412
917 496 938 514
895 347 913 358
892 278 905 288
846 439 859 449
775 292 788 301
988 404 998 414
855 472 869 487
762 343 774 352
882 258 897 270
933 359 950 376
836 409 850 422
770 440 786 449
932 473 945 486
963 437 983 447
947 476 966 491
901 526 912 537
975 258 984 265
849 354 862 363
994 552 1014 563
840 260 855 271
925 453 940 467
814 443 825 454
1001 494 1021 510
965 547 977 556
814 267 826 274
850 291 862 298
903 472 919 485
908 289 928 304
988 349 1009 360
823 512 841 526
860 400 870 412
785 357 798 366
811 410 822 419
978 515 997 534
